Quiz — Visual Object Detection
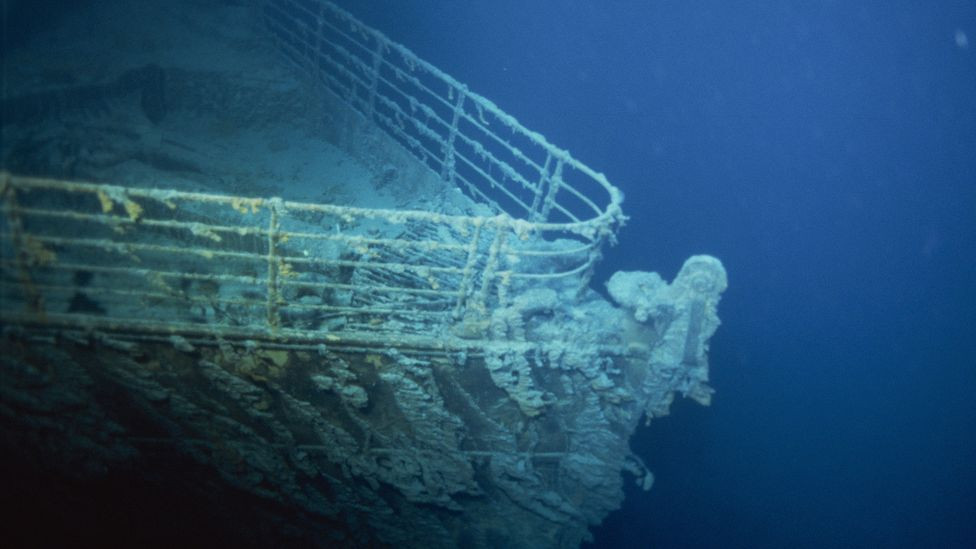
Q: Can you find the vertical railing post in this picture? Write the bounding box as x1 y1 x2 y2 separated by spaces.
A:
1 174 44 316
266 198 283 333
539 158 564 222
366 35 385 121
474 218 508 319
452 218 483 320
440 86 466 185
529 152 552 221
576 245 602 300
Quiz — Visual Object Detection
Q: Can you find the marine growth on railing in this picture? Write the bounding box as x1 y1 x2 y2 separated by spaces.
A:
261 0 623 238
1 2 627 351
0 173 603 349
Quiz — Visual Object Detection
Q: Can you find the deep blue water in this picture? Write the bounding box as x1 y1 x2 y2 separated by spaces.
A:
341 1 976 547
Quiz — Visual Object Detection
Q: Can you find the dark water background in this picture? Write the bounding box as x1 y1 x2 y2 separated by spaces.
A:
338 1 976 547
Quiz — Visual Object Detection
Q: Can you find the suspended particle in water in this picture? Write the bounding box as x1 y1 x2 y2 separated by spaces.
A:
954 29 969 49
